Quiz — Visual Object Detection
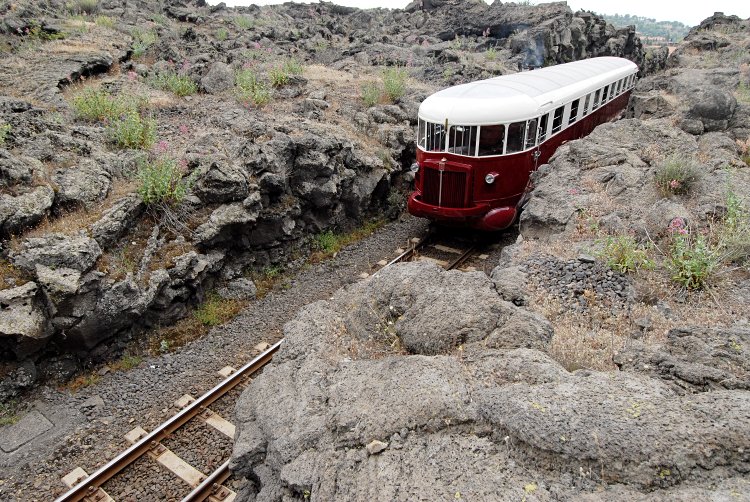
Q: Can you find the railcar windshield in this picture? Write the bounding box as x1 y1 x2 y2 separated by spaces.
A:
418 119 447 152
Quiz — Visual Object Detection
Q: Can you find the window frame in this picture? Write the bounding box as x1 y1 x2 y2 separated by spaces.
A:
569 98 580 124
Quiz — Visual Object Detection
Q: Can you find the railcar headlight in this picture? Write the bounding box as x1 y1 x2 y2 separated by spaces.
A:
485 173 498 184
410 162 420 173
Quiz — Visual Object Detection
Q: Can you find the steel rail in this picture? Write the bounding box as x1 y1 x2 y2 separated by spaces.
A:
384 231 432 268
445 245 476 271
54 340 283 502
181 460 231 502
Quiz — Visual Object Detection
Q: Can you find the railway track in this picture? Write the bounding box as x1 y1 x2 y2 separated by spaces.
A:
56 229 484 502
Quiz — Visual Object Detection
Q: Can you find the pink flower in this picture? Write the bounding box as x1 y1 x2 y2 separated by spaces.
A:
155 140 169 154
178 158 188 170
669 179 680 190
568 188 580 195
253 41 261 50
127 71 137 81
668 217 688 235
179 124 189 135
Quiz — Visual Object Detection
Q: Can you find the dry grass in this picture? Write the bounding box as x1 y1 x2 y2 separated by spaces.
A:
0 259 31 291
147 294 247 354
148 240 195 272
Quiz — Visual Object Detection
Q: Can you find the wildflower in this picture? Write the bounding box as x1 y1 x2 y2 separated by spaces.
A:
155 140 169 154
568 188 580 195
253 41 261 50
178 158 188 170
669 179 680 190
179 124 189 135
668 217 688 235
127 70 138 81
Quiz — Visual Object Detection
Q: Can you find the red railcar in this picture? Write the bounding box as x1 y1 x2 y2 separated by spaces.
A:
408 57 639 231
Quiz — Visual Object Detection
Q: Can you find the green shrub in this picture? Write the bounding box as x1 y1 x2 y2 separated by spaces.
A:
151 71 198 97
136 156 193 205
667 232 718 289
234 15 254 30
194 293 244 326
597 235 653 273
718 190 750 263
736 82 750 104
235 68 271 107
131 27 157 58
108 110 156 149
67 0 99 15
268 65 289 87
654 154 701 196
71 88 132 121
94 15 115 28
216 28 228 41
0 123 10 145
283 57 304 76
313 231 339 254
382 67 408 103
486 47 498 61
360 81 380 107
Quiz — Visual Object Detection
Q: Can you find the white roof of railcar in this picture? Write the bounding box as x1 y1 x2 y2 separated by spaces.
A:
419 57 638 125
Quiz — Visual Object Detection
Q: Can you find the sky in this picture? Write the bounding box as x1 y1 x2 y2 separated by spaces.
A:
210 0 750 27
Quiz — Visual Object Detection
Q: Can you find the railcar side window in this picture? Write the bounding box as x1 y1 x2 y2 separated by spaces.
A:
551 106 564 134
609 84 616 100
478 124 505 156
616 80 622 94
448 125 478 156
424 121 446 152
569 99 580 124
525 118 538 149
602 85 609 103
583 94 591 116
506 121 526 154
593 89 601 110
537 113 549 143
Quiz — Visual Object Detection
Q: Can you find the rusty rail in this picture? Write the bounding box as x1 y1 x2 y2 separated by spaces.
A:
54 340 282 502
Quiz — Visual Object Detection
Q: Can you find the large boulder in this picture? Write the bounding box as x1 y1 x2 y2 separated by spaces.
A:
230 261 750 500
201 62 235 94
51 159 111 208
0 282 53 358
0 185 54 236
11 233 102 274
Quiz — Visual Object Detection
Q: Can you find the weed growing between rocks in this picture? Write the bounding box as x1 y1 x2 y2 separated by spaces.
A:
235 68 271 107
736 135 750 165
654 154 701 196
382 67 408 103
131 27 157 58
309 219 386 263
486 47 498 61
94 15 115 29
216 28 228 41
0 122 10 145
666 230 718 290
66 0 99 16
234 15 254 30
252 265 284 298
596 235 653 273
360 81 380 107
194 293 245 326
0 399 20 426
149 293 247 354
151 71 199 97
735 81 750 104
71 87 132 121
108 109 156 149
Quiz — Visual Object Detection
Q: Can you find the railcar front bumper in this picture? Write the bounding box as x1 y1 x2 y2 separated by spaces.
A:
407 193 517 231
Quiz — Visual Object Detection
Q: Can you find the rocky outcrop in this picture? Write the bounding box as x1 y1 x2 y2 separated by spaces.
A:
231 262 750 499
0 185 54 236
519 118 750 241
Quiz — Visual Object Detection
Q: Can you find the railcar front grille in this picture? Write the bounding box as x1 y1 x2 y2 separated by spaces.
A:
422 167 467 208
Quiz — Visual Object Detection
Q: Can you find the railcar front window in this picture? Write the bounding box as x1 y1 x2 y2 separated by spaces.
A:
569 99 580 124
418 119 426 148
478 124 505 156
525 118 538 149
448 125 478 156
423 121 446 152
506 121 526 154
551 106 564 134
537 113 549 143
